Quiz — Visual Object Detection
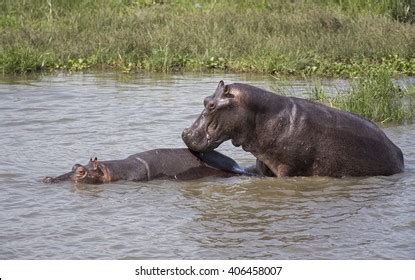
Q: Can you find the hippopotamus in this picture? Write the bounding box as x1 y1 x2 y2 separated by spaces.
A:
43 148 248 184
182 81 404 177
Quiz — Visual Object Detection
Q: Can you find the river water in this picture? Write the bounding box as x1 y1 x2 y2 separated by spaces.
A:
0 73 414 259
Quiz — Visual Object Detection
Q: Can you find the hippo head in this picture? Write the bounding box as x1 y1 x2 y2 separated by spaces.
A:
182 80 252 152
70 157 109 184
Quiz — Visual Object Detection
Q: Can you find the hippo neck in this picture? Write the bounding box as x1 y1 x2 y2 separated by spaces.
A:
239 93 292 154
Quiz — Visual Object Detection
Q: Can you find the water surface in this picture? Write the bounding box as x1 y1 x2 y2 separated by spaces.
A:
0 73 414 259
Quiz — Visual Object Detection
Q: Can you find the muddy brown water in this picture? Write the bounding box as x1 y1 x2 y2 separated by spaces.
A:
0 73 414 259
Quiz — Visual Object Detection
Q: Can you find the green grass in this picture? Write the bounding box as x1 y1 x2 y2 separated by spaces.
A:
1 0 415 76
310 70 415 124
310 0 414 22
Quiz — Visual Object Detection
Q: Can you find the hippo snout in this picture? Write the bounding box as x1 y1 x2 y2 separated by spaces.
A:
182 127 200 144
182 127 191 139
42 176 53 184
182 127 209 152
181 128 194 147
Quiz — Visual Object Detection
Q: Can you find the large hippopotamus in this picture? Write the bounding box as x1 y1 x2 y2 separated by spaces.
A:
182 81 404 177
43 148 247 184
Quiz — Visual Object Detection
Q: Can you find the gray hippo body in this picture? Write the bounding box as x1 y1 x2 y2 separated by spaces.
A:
182 81 404 177
43 148 247 184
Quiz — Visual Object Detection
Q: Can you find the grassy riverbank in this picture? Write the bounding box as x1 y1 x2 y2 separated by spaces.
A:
1 0 415 76
310 70 415 123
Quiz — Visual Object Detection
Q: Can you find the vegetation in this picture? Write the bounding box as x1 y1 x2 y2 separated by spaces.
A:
310 70 415 124
1 0 415 76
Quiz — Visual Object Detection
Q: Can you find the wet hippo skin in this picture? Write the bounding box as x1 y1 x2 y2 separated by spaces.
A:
182 81 404 177
43 148 247 184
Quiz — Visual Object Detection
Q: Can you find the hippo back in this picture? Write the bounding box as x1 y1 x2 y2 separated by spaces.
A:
128 148 245 180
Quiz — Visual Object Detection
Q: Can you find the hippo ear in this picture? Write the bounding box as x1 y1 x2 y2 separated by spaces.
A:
217 80 225 88
91 158 105 175
91 157 100 170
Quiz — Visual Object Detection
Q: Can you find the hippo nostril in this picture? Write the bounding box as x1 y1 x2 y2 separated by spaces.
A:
182 128 191 140
42 177 53 184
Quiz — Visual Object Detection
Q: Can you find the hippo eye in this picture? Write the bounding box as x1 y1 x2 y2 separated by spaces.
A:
224 85 229 93
223 86 234 98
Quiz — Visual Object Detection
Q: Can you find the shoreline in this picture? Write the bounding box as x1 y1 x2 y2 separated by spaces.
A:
1 1 414 77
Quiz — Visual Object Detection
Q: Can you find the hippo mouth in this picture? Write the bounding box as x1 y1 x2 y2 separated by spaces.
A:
205 133 226 151
205 120 216 145
182 110 230 152
183 124 227 152
205 121 228 149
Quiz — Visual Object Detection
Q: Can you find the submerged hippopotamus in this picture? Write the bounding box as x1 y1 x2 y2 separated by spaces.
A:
182 81 404 177
43 148 247 184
